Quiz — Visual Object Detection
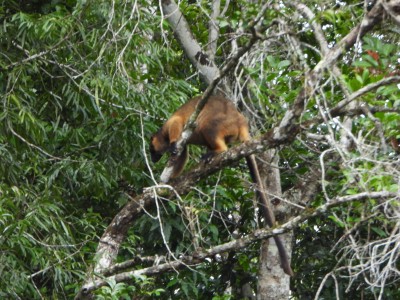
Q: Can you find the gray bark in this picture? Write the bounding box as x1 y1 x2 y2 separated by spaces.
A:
257 151 293 299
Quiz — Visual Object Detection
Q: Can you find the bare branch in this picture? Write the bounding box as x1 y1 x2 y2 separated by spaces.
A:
78 191 397 295
302 75 400 126
330 76 400 117
160 0 220 86
207 0 221 61
291 2 329 55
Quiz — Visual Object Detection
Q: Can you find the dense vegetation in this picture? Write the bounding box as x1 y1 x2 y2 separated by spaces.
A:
1 0 399 299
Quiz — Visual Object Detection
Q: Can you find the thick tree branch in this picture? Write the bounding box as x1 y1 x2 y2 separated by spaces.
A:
160 0 220 87
102 255 167 277
77 83 395 298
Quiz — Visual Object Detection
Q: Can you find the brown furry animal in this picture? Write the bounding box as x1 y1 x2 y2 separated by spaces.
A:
150 95 293 276
150 95 250 177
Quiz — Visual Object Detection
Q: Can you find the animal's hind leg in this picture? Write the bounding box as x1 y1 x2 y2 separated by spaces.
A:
239 124 250 142
202 135 228 161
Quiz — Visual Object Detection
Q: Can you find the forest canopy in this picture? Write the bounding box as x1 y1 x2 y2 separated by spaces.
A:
0 0 399 299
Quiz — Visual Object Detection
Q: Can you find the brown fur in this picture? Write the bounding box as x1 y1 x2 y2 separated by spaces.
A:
150 95 249 177
150 95 293 276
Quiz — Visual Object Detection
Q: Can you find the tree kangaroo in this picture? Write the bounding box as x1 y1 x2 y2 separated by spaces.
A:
150 95 293 276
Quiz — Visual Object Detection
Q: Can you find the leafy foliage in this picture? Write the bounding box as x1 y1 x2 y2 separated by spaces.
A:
0 0 194 297
1 0 399 299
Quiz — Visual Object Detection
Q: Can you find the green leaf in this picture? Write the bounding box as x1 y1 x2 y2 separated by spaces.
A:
278 60 291 69
371 227 387 237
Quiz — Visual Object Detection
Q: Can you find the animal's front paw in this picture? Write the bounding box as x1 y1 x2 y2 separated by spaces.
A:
201 152 216 163
169 142 178 156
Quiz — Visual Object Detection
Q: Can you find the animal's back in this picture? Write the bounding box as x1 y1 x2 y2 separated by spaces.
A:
194 95 249 147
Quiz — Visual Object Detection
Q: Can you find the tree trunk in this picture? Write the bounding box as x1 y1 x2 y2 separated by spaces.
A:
257 150 292 299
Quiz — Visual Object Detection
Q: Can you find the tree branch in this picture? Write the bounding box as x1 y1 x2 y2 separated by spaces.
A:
329 76 400 117
79 191 398 294
301 76 400 127
160 0 220 87
382 0 400 26
207 0 221 61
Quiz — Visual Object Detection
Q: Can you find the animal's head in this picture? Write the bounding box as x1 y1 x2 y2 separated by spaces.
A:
150 131 169 163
